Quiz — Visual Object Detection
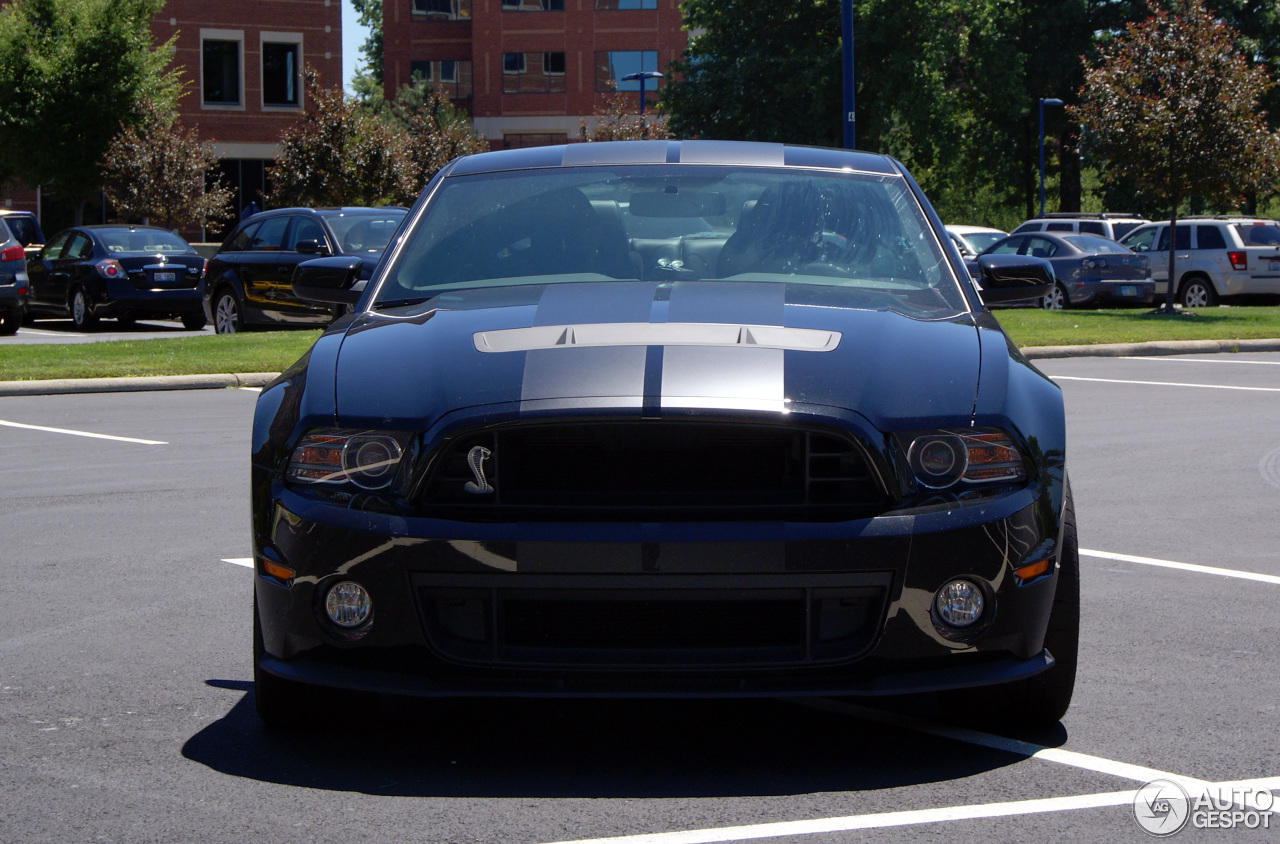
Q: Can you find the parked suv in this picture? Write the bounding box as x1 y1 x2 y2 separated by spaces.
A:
205 206 407 333
1013 212 1148 241
0 217 29 335
0 209 46 261
1118 216 1280 307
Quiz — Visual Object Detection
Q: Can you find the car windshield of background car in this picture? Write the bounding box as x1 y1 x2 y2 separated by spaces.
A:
97 229 195 255
325 211 407 253
963 231 1004 252
376 165 966 319
1063 234 1131 254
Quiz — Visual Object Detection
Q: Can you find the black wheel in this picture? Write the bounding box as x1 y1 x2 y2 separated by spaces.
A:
212 288 242 334
1179 276 1217 307
941 477 1079 731
252 594 376 730
181 311 207 331
1040 282 1070 310
70 286 99 331
0 309 20 336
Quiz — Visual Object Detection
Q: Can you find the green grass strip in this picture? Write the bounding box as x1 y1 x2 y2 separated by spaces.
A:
992 306 1280 348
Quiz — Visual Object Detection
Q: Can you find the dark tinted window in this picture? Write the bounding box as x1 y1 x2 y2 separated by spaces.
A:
3 215 40 245
1045 222 1073 232
65 232 93 260
226 221 260 252
1078 221 1105 235
989 237 1022 255
203 40 240 105
288 216 327 250
1195 225 1227 250
251 216 290 250
98 229 195 254
1157 226 1191 251
1232 223 1280 246
1111 222 1142 239
1025 237 1058 258
262 43 299 106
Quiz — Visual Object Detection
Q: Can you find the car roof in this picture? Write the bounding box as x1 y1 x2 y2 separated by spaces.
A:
447 140 902 178
245 206 408 218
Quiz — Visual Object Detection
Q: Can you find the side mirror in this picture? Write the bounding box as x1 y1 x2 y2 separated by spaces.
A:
292 256 364 306
295 239 330 256
975 254 1055 304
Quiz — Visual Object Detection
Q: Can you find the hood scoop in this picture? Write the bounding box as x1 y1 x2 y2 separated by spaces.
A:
473 322 841 353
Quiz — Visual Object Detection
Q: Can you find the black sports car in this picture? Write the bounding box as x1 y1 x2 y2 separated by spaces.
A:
252 141 1075 731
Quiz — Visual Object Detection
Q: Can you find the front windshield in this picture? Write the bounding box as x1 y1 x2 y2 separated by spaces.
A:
325 211 407 253
376 165 967 318
98 229 194 255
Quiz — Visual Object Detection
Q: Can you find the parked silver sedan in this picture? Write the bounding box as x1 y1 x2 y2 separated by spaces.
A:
975 232 1154 309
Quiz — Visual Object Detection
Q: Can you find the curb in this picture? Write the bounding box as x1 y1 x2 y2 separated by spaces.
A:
2 338 1280 396
0 372 280 397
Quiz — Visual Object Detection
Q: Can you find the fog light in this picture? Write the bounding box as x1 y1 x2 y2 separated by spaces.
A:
325 581 372 628
935 579 984 628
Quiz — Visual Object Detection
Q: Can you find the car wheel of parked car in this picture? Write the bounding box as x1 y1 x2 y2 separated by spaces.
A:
213 288 243 334
0 309 20 336
941 478 1079 731
70 286 99 331
253 595 373 730
116 315 137 329
182 311 208 331
1040 282 1070 310
1179 276 1217 308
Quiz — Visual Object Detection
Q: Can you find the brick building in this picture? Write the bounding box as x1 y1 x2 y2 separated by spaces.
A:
0 0 343 240
381 0 686 149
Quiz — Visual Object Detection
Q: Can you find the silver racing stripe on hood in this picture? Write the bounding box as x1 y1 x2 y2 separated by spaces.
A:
515 281 801 412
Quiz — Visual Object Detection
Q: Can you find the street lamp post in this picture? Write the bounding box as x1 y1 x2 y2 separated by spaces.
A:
622 70 664 115
1039 97 1064 216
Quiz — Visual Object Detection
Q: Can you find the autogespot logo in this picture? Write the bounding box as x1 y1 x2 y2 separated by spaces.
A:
1134 779 1191 836
1133 779 1275 836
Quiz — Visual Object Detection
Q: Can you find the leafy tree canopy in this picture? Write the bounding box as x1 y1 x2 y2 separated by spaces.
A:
0 0 179 222
351 0 384 86
100 99 234 231
389 76 489 202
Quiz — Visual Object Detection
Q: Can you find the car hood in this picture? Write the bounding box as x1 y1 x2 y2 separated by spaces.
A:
331 281 981 432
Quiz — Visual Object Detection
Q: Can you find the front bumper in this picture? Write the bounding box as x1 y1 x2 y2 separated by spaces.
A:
253 482 1063 699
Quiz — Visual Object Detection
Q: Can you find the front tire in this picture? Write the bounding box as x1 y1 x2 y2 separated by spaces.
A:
941 477 1079 731
0 309 20 336
212 288 242 334
181 311 207 331
70 286 99 331
1179 276 1217 308
1040 282 1070 310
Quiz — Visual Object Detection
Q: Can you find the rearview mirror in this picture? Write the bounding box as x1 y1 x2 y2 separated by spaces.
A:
292 256 363 306
975 254 1055 304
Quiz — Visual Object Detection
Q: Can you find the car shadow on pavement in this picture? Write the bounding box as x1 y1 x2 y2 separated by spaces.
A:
182 679 1067 798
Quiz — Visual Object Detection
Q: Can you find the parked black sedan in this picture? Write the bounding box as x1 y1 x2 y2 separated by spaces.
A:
974 231 1154 309
25 226 207 330
253 141 1076 732
205 206 407 334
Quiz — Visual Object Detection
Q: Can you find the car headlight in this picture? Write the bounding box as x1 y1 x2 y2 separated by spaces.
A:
905 429 1025 490
286 428 410 490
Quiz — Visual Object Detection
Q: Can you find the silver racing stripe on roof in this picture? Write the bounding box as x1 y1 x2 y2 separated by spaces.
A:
475 323 842 353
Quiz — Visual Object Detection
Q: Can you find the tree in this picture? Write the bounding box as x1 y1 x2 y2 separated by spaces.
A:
0 0 179 224
1074 0 1280 311
350 0 384 87
271 69 408 207
389 76 488 202
100 99 234 232
580 90 673 142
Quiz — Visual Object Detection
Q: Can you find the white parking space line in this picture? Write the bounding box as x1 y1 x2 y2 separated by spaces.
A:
222 557 253 568
1082 549 1280 586
1051 375 1280 393
0 419 167 445
10 328 64 336
799 699 1205 787
1119 356 1280 366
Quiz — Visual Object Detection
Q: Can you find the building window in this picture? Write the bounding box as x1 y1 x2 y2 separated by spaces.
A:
503 52 566 93
502 0 563 10
411 0 471 19
595 50 659 92
594 0 657 8
409 60 473 99
503 133 567 149
262 42 300 107
202 37 242 106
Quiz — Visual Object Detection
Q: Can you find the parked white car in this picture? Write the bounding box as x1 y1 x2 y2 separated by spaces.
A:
1118 216 1280 306
946 224 1007 258
1013 213 1148 242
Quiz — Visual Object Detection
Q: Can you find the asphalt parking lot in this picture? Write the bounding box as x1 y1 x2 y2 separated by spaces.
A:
1 351 1277 842
5 317 214 343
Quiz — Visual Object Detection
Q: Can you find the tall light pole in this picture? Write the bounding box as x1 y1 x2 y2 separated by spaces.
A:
841 0 855 149
1039 97 1064 216
622 70 664 115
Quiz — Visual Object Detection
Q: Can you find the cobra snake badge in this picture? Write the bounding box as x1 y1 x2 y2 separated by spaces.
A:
464 446 494 494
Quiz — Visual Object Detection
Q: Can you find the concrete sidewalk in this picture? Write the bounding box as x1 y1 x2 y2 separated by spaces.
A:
2 339 1280 397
